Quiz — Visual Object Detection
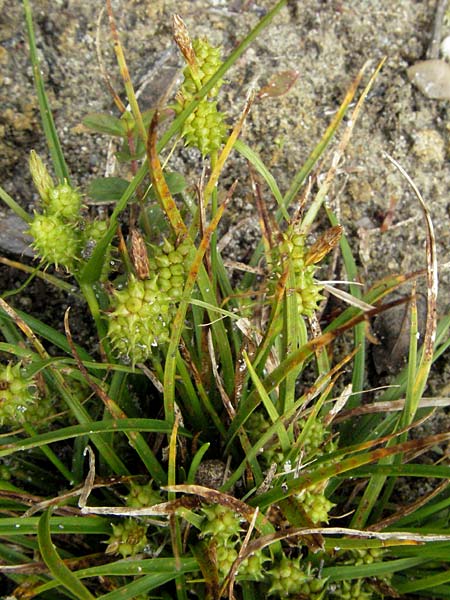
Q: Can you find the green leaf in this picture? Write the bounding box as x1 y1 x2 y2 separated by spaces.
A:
0 418 188 458
38 509 96 600
0 516 110 536
87 177 130 202
323 557 428 581
23 0 70 183
139 203 170 238
34 557 200 596
82 113 127 137
147 171 187 200
115 137 146 162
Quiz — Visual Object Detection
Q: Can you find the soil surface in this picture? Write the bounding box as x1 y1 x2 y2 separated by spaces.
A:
1 2 449 397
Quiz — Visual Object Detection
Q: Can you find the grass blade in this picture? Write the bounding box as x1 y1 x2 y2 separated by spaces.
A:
22 0 70 183
37 509 96 600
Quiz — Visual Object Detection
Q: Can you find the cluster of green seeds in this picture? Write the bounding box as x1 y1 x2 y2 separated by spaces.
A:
107 238 189 364
332 579 374 600
273 229 324 318
106 518 148 559
28 184 82 270
296 486 335 525
106 481 161 559
324 548 389 599
247 411 336 524
200 503 242 578
175 30 228 156
28 151 108 272
268 556 309 597
298 577 328 599
126 480 162 509
0 362 36 428
199 503 267 582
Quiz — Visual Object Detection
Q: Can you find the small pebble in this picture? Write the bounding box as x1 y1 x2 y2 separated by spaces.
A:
411 129 445 164
407 59 450 100
195 459 234 493
441 35 450 60
0 212 34 257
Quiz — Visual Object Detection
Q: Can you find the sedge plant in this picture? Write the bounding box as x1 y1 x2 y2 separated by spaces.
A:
0 1 450 599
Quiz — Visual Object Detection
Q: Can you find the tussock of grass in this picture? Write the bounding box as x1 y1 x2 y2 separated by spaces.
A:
0 1 449 599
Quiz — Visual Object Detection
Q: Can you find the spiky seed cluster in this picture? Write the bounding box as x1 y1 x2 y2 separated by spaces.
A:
335 579 374 600
298 417 338 463
0 363 36 427
148 238 190 300
200 504 244 579
298 418 326 455
199 503 269 582
176 36 228 156
107 275 170 364
299 577 328 599
46 183 82 220
237 551 268 581
347 548 384 566
201 504 242 543
83 219 108 246
268 556 309 597
28 152 84 271
126 481 161 509
249 414 335 523
338 547 386 567
181 101 228 157
22 395 55 429
247 410 284 467
278 231 325 317
105 518 148 558
248 410 335 472
297 486 335 524
107 239 189 364
331 548 390 598
216 544 239 577
28 213 81 270
183 38 225 98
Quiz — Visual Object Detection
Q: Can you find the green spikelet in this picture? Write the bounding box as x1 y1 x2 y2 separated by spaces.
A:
182 38 225 98
297 485 335 524
23 395 55 429
107 275 171 364
299 577 328 599
46 182 82 220
175 34 228 156
107 237 188 364
334 579 374 600
237 550 269 581
215 544 239 578
105 518 148 558
29 150 54 204
273 230 324 318
268 556 309 597
0 363 37 427
200 503 242 543
28 155 85 270
28 213 81 270
181 100 228 156
149 238 190 300
298 418 327 455
126 481 161 509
